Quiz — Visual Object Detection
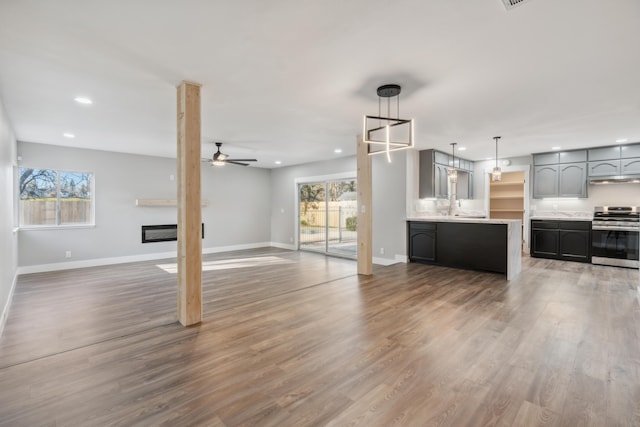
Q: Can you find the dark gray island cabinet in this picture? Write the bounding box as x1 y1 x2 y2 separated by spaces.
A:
407 218 522 280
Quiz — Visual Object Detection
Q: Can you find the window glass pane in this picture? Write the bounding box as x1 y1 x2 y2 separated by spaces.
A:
19 168 58 226
18 168 94 227
60 171 92 225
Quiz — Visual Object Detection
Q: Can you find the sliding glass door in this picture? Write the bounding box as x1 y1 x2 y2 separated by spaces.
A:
298 179 357 258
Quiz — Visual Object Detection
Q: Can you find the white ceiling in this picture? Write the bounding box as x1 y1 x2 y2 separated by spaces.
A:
1 0 639 168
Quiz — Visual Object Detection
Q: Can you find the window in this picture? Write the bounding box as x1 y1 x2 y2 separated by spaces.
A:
18 168 94 227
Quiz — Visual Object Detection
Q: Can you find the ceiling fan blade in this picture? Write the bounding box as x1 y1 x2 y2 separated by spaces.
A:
226 159 257 162
226 161 250 166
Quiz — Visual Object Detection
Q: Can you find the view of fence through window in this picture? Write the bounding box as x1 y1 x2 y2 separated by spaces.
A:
19 168 93 226
298 179 357 258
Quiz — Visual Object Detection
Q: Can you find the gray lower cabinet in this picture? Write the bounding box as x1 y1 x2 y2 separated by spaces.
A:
407 221 507 274
530 220 591 263
588 160 621 176
533 165 558 198
558 163 587 197
408 222 436 262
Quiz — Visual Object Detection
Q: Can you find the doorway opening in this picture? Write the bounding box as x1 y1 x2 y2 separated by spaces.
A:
298 179 357 258
489 170 526 250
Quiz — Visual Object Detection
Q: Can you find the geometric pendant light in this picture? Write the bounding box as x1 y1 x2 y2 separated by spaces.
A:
492 136 502 181
363 84 414 162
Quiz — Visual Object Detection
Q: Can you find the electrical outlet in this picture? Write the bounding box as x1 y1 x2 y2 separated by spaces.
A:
65 251 71 258
380 247 385 255
289 236 293 243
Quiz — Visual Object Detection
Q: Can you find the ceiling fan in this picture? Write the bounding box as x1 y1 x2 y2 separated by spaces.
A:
203 142 257 167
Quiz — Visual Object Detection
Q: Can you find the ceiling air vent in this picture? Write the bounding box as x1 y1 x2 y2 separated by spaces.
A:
502 0 532 10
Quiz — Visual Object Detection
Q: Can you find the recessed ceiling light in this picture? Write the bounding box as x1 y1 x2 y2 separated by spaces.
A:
74 96 93 105
486 157 492 160
274 160 282 165
458 147 467 151
616 138 628 143
334 148 342 154
551 146 562 150
63 132 75 138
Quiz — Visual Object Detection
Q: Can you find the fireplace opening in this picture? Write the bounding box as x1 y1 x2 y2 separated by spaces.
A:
141 224 204 243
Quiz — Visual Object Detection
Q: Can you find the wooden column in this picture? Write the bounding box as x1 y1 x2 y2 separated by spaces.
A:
177 81 202 326
357 134 373 275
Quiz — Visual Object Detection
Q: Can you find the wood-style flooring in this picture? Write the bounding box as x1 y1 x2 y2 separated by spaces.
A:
0 248 639 426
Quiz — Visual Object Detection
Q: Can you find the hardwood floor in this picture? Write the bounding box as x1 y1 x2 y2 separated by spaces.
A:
0 248 638 426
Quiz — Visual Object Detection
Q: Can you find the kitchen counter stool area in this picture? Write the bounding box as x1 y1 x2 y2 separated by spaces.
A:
407 218 522 280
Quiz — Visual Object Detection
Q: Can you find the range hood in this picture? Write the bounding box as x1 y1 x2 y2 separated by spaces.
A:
589 175 640 185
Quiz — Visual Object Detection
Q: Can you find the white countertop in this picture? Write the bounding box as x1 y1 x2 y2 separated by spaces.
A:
530 216 592 221
406 216 521 225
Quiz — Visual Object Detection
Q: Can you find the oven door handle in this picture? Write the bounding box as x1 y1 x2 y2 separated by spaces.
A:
592 226 640 232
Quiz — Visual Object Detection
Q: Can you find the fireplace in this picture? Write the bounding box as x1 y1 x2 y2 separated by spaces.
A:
141 224 204 243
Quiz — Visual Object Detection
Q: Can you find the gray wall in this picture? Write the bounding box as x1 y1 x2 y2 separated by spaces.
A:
18 142 271 268
270 152 407 264
372 152 407 262
270 156 357 247
0 99 18 334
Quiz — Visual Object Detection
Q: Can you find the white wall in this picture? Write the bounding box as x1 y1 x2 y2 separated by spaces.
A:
17 142 271 271
0 99 18 336
269 151 407 264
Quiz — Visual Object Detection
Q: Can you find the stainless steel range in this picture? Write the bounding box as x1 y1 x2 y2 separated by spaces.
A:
592 206 640 268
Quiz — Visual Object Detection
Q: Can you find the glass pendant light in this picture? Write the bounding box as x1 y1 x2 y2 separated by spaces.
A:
448 142 458 183
492 136 502 181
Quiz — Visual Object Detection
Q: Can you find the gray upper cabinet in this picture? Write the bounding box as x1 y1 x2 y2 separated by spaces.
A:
588 146 621 161
533 152 559 165
435 164 449 198
434 151 449 165
533 149 588 198
558 163 587 197
559 150 587 163
588 160 621 176
621 158 640 175
621 143 640 159
533 165 559 198
456 170 471 200
420 149 474 199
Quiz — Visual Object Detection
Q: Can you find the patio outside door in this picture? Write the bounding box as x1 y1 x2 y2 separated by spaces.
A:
298 179 357 258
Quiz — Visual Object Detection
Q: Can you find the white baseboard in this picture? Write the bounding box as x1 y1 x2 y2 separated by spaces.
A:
270 241 296 251
17 242 276 275
0 272 18 339
373 254 407 266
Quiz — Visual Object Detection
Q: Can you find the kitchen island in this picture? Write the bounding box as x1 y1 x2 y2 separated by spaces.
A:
407 217 522 280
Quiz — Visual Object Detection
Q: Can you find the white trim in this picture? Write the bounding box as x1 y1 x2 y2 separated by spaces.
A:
373 254 407 266
293 171 357 254
17 242 276 275
270 241 296 251
0 273 18 339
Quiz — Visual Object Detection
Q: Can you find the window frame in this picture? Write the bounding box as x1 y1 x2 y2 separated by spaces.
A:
17 166 96 230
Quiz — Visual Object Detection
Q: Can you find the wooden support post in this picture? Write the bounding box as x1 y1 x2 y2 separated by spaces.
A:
177 81 202 326
357 134 373 275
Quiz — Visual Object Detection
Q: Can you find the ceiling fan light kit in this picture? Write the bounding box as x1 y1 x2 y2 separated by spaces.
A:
205 142 257 167
363 84 414 162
